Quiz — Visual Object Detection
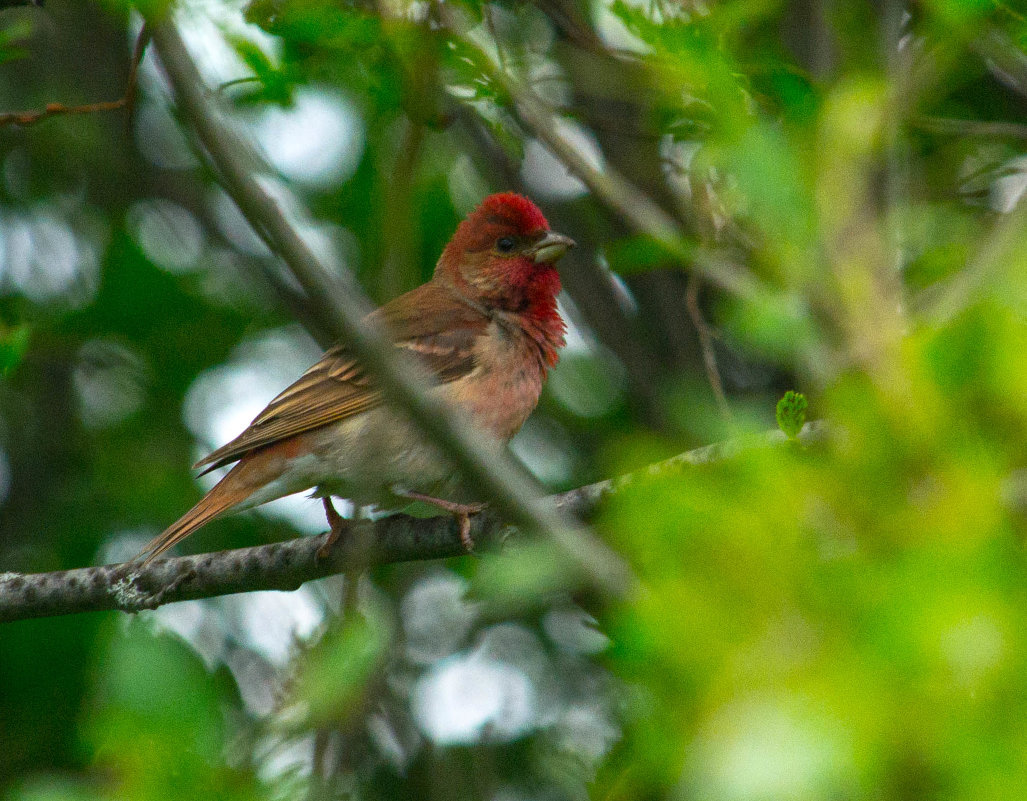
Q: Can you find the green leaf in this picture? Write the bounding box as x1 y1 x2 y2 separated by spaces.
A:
775 390 807 439
226 35 294 106
0 17 34 66
605 234 690 275
0 324 30 376
288 608 391 728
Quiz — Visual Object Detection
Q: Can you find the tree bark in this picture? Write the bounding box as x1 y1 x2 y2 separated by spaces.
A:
0 423 826 623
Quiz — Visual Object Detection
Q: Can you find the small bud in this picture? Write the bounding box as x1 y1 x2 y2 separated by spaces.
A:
776 390 807 440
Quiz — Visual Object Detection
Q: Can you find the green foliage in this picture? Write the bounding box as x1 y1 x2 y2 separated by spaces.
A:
0 324 30 376
0 16 34 66
605 235 689 275
776 390 808 439
83 620 260 800
597 319 1027 799
288 606 391 728
227 36 294 106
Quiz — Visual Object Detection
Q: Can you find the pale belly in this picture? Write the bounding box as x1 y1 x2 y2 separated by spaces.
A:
235 322 548 513
306 405 459 507
241 355 545 512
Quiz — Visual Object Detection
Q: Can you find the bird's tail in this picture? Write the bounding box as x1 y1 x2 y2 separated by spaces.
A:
137 451 283 564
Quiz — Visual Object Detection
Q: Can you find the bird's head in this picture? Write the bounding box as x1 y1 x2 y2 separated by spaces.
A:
436 193 575 313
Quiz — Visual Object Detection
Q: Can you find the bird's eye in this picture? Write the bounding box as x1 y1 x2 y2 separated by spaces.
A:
496 236 516 253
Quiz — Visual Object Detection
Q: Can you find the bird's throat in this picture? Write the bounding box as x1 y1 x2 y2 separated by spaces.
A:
510 270 565 369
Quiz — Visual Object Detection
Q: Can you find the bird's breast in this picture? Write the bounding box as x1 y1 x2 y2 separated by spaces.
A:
439 318 548 442
299 318 550 505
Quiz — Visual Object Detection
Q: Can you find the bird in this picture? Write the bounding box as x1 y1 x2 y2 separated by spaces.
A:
139 192 574 562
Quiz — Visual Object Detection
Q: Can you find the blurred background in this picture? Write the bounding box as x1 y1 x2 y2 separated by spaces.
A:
3 0 1027 798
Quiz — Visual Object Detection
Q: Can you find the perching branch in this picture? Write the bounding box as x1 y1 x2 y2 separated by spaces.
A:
142 14 632 597
0 423 828 623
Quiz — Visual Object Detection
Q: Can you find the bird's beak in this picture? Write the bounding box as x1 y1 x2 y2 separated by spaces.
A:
530 231 576 264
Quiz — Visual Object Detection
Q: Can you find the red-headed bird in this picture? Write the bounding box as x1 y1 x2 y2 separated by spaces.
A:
140 193 574 561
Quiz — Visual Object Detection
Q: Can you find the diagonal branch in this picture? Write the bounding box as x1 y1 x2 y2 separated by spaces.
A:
0 423 828 623
917 193 1027 324
429 4 764 302
910 115 1027 140
971 27 1027 103
497 72 764 302
686 272 731 419
142 13 632 597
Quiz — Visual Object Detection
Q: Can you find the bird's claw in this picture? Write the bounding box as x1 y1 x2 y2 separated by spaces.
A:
458 513 474 553
316 498 350 561
392 489 486 553
316 525 347 561
456 502 486 553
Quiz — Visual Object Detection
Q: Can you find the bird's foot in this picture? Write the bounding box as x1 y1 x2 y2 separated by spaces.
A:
394 490 486 553
455 507 486 552
316 497 351 560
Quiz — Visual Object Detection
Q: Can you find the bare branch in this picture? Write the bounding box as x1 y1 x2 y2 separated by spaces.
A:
972 27 1027 102
501 78 764 301
0 26 148 127
0 423 828 623
143 15 632 597
0 98 128 127
917 196 1027 324
910 115 1027 139
431 7 765 301
686 273 731 420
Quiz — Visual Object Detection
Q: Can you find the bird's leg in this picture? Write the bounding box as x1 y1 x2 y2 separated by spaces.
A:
317 497 351 560
393 489 486 552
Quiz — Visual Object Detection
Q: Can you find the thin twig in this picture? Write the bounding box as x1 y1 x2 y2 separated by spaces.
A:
503 76 763 301
685 272 731 420
916 194 1027 324
432 7 765 300
971 27 1027 102
909 115 1027 139
485 2 508 75
142 15 633 598
217 76 262 94
0 423 829 623
0 98 129 127
0 25 149 128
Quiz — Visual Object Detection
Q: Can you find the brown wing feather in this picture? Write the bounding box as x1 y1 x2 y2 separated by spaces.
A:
194 283 487 473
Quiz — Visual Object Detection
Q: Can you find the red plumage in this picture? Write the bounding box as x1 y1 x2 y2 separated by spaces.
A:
140 193 574 562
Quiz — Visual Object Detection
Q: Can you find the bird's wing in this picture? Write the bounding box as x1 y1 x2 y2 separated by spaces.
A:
194 283 487 473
